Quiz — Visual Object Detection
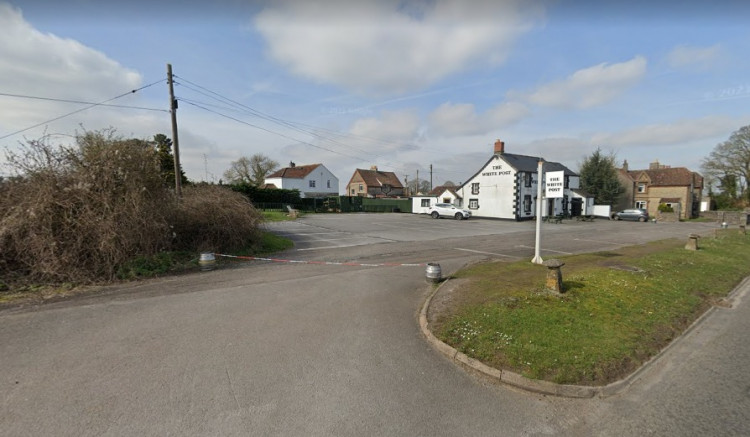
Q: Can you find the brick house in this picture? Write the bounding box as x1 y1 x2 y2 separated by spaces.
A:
616 160 703 219
346 166 405 197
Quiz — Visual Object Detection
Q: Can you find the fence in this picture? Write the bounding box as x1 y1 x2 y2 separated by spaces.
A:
253 197 413 214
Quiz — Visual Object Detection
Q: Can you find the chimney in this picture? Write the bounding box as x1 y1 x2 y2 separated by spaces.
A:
370 165 378 171
494 139 505 154
649 160 660 170
622 160 629 171
289 161 296 168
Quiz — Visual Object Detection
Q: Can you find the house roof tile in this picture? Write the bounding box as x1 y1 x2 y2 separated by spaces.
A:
352 169 404 188
267 164 321 179
626 167 702 187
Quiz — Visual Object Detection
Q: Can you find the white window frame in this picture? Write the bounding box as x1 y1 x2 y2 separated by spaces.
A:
468 199 479 209
637 183 647 193
635 201 647 209
471 183 480 195
523 195 532 213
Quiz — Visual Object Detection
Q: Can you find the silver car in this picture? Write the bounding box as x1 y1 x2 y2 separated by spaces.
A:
428 203 472 220
614 208 649 222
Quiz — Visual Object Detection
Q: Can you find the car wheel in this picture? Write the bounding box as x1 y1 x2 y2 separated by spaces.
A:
639 216 646 222
431 211 439 219
614 215 621 220
455 213 463 220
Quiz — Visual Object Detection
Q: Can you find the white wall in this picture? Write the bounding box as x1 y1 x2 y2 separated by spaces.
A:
264 164 339 198
460 157 521 219
412 196 437 214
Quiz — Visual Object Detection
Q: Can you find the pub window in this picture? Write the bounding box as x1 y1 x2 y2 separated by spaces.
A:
471 182 480 195
421 199 431 207
523 195 532 213
469 199 479 209
524 173 532 187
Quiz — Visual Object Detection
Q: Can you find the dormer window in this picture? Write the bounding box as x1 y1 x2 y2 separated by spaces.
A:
637 183 647 193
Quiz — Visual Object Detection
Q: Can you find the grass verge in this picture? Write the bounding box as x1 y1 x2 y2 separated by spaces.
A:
261 210 303 221
432 234 750 386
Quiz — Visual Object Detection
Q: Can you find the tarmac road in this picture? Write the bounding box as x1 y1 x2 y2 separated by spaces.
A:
1 214 747 436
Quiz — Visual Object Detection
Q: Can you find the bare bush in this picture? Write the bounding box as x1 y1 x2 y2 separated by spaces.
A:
171 184 264 253
0 130 174 284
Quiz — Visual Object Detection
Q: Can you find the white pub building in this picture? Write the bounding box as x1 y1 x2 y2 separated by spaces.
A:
456 140 592 220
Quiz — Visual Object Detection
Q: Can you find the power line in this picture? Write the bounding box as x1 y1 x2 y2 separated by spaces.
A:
173 76 400 158
179 100 366 162
0 92 167 112
0 79 166 141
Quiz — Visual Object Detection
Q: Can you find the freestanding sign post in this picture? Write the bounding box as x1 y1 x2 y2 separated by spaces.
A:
531 160 545 264
545 171 565 199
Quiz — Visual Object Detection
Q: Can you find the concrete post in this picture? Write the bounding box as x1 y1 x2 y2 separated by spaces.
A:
685 234 699 251
543 259 565 294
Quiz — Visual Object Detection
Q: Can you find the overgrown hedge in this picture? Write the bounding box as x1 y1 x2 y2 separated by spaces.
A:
0 130 263 286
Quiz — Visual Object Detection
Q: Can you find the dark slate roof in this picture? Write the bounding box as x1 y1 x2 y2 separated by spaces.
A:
460 152 578 191
501 153 577 175
267 163 321 179
571 189 593 198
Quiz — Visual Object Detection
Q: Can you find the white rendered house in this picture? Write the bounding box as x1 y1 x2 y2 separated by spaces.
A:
456 140 589 220
264 163 339 198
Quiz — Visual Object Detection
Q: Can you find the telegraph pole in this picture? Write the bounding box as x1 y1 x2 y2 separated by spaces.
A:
404 175 409 196
167 63 182 197
429 164 433 191
415 170 419 195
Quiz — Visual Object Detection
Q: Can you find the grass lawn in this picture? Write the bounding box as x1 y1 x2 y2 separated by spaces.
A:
432 233 750 386
261 210 302 221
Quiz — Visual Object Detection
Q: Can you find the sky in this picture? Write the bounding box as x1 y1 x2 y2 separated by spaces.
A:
1 0 749 192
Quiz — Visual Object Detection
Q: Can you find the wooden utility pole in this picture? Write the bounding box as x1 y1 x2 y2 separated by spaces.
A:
167 63 182 197
415 170 419 196
429 164 433 191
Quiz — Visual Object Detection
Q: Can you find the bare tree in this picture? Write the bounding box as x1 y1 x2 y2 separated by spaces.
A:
223 154 279 186
701 125 750 203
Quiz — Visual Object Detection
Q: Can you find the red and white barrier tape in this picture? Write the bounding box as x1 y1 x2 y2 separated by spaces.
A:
214 253 426 268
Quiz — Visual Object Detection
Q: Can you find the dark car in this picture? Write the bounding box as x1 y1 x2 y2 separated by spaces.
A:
614 208 649 222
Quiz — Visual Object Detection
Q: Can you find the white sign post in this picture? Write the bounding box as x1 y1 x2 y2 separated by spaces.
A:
531 160 544 264
545 171 564 199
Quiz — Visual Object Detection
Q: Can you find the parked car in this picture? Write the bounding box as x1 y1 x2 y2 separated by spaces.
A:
428 203 472 220
614 208 649 222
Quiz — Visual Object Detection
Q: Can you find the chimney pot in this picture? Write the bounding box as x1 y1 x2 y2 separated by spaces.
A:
494 139 505 154
370 165 378 171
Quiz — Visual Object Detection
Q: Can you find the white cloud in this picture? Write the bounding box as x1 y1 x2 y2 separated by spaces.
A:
521 56 647 109
428 101 529 137
590 115 744 147
349 109 420 145
254 0 544 96
666 44 723 70
0 3 144 137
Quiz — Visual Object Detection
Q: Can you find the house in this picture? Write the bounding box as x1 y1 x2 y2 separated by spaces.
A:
616 160 703 219
455 140 591 220
346 166 405 197
264 162 339 198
